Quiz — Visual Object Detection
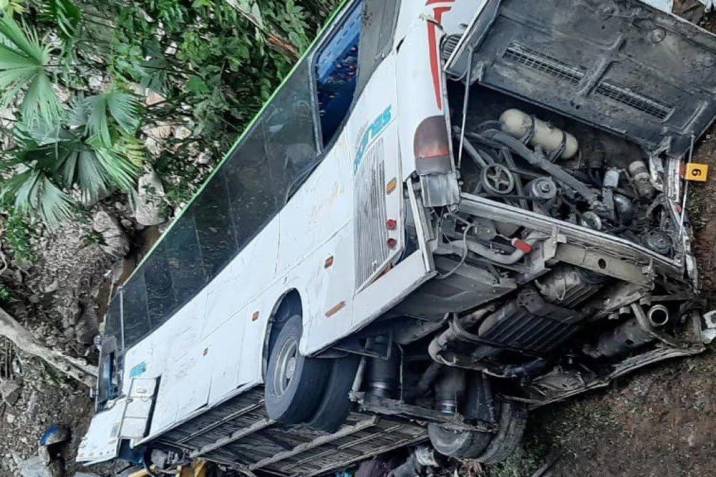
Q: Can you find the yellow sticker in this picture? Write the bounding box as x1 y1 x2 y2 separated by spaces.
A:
685 163 709 182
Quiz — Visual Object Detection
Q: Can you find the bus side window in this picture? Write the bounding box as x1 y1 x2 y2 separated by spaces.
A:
122 273 150 348
104 296 122 347
224 127 276 249
315 1 364 147
264 61 319 203
195 172 239 278
144 241 176 327
164 211 207 308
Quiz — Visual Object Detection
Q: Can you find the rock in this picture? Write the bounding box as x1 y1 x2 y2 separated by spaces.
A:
88 75 106 92
174 125 192 140
120 218 133 229
197 151 212 165
53 84 71 104
145 91 166 107
144 123 172 140
92 211 130 257
6 413 16 424
74 473 100 477
0 379 22 405
144 136 161 157
26 391 39 419
43 280 59 294
134 171 167 226
164 41 178 56
63 327 75 340
38 446 52 465
18 456 53 477
75 320 97 346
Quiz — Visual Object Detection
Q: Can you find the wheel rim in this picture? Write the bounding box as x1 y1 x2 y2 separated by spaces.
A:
274 337 299 396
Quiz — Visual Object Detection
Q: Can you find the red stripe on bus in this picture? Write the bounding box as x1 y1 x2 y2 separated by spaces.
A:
427 6 453 110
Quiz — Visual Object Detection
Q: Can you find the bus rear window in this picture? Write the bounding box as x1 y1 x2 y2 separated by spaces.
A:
315 1 364 146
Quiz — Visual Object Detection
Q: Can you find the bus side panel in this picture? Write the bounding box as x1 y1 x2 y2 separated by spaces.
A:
202 219 280 338
135 218 281 435
277 132 356 355
298 223 356 354
205 302 250 405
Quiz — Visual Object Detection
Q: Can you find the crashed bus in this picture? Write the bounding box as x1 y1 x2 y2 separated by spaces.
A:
80 0 716 474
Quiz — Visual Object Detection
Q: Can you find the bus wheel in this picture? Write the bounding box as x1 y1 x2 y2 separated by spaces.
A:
307 355 360 433
428 400 527 463
265 315 330 424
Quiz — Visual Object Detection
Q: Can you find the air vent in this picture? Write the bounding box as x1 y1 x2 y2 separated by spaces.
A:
503 44 584 85
441 34 462 63
595 82 673 121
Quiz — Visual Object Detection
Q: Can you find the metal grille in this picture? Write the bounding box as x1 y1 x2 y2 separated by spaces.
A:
503 44 584 85
595 81 673 120
441 34 462 63
354 138 389 288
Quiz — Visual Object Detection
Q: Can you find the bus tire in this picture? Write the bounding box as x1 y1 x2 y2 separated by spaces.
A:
428 400 527 463
265 315 330 424
307 355 360 433
427 423 493 459
476 400 528 464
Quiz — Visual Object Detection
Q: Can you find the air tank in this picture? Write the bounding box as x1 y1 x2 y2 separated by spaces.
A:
499 108 579 160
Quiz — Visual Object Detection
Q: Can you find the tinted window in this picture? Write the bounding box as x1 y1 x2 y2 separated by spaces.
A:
265 61 319 202
195 173 239 278
105 296 122 345
165 211 207 305
144 241 175 327
356 0 399 95
315 1 364 146
122 273 150 348
224 123 277 248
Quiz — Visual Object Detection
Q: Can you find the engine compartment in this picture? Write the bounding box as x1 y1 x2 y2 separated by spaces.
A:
388 81 707 416
452 85 686 259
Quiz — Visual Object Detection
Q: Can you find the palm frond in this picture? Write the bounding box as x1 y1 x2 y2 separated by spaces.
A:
42 0 82 40
0 14 62 124
90 141 139 192
0 1 27 15
74 90 140 146
2 169 74 228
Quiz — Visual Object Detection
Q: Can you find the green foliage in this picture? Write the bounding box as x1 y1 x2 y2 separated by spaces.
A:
70 90 140 146
2 94 141 226
0 13 61 124
0 0 26 15
3 210 36 263
0 0 340 229
42 0 82 40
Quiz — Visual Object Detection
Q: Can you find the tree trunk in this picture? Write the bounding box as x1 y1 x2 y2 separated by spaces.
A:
0 306 97 388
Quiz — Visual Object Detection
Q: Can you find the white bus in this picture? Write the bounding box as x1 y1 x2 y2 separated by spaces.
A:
80 0 716 474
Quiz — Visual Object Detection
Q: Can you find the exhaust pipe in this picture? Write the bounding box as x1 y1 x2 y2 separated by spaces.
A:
647 304 670 327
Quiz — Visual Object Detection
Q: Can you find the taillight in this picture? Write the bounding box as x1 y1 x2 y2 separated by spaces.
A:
414 115 451 175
